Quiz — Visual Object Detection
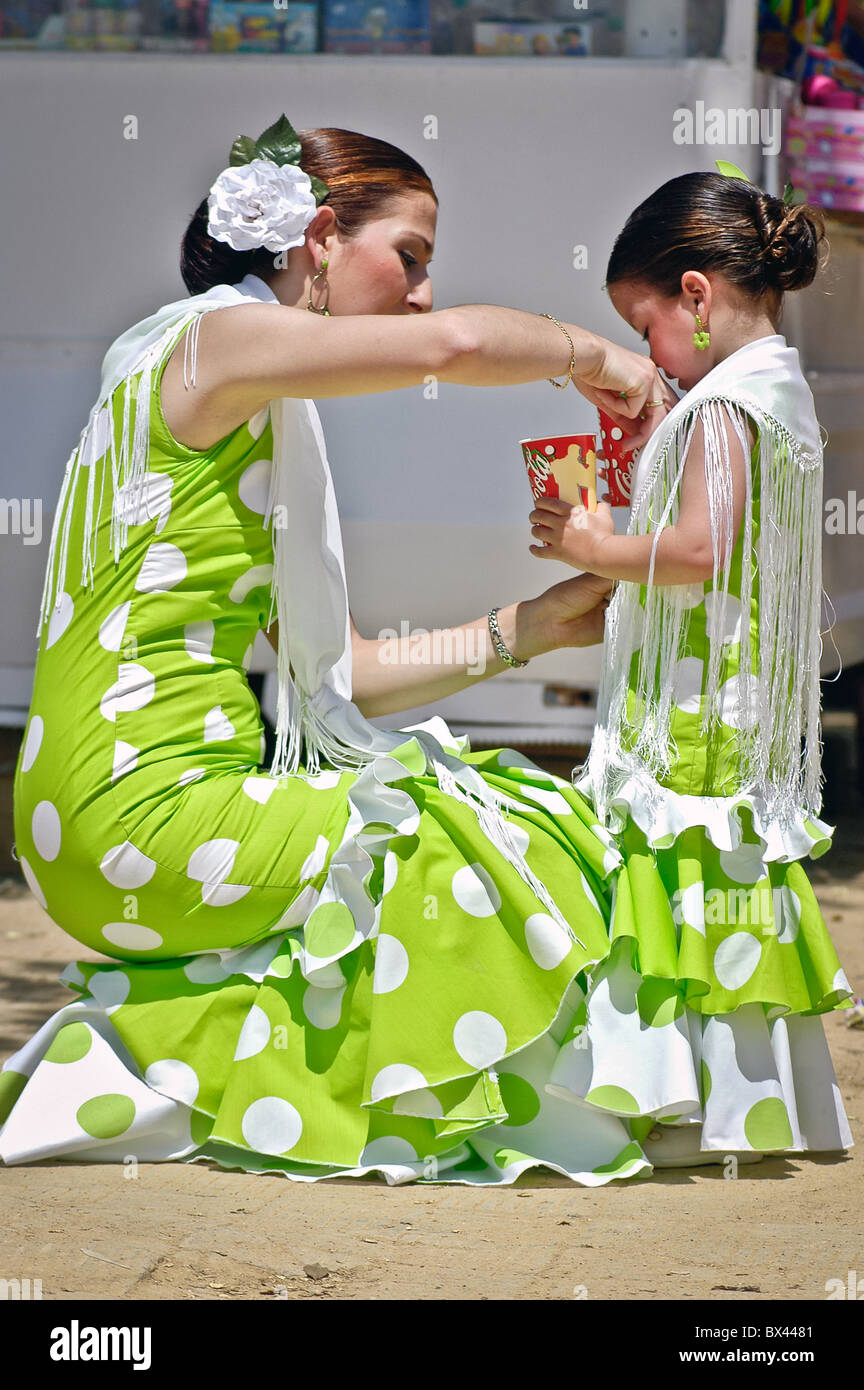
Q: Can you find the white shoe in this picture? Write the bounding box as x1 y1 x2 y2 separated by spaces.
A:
644 1123 764 1168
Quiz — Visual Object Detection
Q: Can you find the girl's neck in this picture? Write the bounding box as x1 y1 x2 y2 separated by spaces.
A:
708 311 780 370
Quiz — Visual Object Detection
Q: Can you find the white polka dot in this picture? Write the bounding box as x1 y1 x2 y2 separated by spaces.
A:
833 968 851 993
46 592 74 648
228 564 273 604
241 1097 302 1154
704 590 743 645
371 1063 428 1103
234 1004 272 1060
678 582 708 608
101 921 164 951
672 656 703 713
611 426 623 441
184 620 215 664
31 801 61 861
299 835 330 881
675 882 706 936
453 1010 507 1068
238 458 274 515
111 741 139 780
495 749 548 778
99 841 157 889
19 856 47 909
302 985 346 1030
183 955 230 984
718 673 759 730
300 770 343 789
242 775 277 805
359 1136 419 1166
203 705 236 742
719 843 766 884
20 716 43 772
188 838 239 884
628 603 646 652
506 823 531 857
98 601 131 652
99 663 155 722
88 970 131 1008
392 1088 444 1118
202 882 251 907
373 934 409 993
116 471 173 533
579 871 604 919
247 404 270 440
714 932 761 990
775 885 802 945
513 784 573 815
451 864 501 917
177 767 206 786
303 959 344 989
382 851 399 894
525 913 572 970
135 542 187 593
144 1058 199 1105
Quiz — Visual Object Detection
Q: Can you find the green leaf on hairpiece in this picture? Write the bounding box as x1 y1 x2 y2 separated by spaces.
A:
228 135 258 166
782 177 796 206
715 160 751 181
255 113 302 167
308 174 331 204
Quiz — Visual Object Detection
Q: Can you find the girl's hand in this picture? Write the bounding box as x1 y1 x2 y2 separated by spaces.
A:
529 496 615 571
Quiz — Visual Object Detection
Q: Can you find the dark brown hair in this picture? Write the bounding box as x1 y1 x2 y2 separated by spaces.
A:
605 172 827 315
181 126 438 295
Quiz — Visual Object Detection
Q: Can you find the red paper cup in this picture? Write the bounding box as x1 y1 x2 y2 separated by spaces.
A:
520 433 597 512
596 409 634 507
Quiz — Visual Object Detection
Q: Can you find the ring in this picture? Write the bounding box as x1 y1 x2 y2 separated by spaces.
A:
645 399 665 407
618 391 629 399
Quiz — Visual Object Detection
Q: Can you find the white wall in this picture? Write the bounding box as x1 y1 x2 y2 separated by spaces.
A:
0 43 768 726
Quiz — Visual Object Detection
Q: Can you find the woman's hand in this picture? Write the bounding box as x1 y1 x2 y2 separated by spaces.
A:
533 571 614 649
529 496 616 572
572 338 679 454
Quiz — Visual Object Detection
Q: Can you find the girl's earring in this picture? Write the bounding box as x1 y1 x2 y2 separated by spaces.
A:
307 255 331 316
693 311 710 350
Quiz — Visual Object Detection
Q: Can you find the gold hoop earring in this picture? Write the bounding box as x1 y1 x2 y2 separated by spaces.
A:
306 255 331 316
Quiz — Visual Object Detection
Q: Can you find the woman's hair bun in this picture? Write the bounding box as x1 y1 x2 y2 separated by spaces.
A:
753 192 827 292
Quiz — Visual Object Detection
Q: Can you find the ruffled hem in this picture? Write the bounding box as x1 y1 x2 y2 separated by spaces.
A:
0 935 852 1183
573 764 834 865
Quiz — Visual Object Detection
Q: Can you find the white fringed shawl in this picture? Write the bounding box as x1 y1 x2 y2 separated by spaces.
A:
36 273 590 947
578 334 826 840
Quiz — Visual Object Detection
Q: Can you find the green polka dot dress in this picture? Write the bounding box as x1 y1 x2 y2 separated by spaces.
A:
0 325 853 1183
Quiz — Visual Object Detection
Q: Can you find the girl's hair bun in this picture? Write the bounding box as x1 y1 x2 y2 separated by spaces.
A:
753 192 826 292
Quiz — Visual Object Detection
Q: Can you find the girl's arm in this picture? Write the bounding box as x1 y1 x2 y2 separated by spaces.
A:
529 407 752 585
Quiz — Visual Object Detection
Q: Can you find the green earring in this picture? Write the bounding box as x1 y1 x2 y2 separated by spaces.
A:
693 312 710 350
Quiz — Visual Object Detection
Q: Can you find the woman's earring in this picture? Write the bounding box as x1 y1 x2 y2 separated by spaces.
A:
693 311 710 350
306 255 331 316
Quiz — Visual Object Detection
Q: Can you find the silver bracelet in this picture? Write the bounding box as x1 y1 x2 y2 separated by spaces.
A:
488 608 529 668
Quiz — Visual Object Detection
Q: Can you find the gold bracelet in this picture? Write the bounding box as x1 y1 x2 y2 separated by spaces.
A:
488 608 529 668
539 313 576 390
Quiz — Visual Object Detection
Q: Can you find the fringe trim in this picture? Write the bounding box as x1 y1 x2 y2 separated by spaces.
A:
583 396 825 834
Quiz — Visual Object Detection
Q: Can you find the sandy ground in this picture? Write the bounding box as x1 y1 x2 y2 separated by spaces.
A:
0 736 862 1304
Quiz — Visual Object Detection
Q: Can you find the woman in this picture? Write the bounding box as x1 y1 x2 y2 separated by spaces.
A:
1 116 681 1187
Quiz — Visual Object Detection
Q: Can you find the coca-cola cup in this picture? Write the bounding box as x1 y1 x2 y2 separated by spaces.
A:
596 409 634 507
520 433 598 512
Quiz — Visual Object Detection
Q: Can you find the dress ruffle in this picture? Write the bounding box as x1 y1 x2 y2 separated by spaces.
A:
573 763 834 864
0 742 853 1182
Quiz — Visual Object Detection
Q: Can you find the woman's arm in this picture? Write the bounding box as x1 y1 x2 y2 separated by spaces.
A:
161 301 669 451
263 576 611 719
529 408 752 585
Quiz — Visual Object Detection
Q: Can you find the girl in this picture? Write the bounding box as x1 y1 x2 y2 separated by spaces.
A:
529 171 854 1166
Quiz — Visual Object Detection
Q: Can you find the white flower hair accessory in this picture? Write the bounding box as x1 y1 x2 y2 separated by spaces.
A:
206 112 330 254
